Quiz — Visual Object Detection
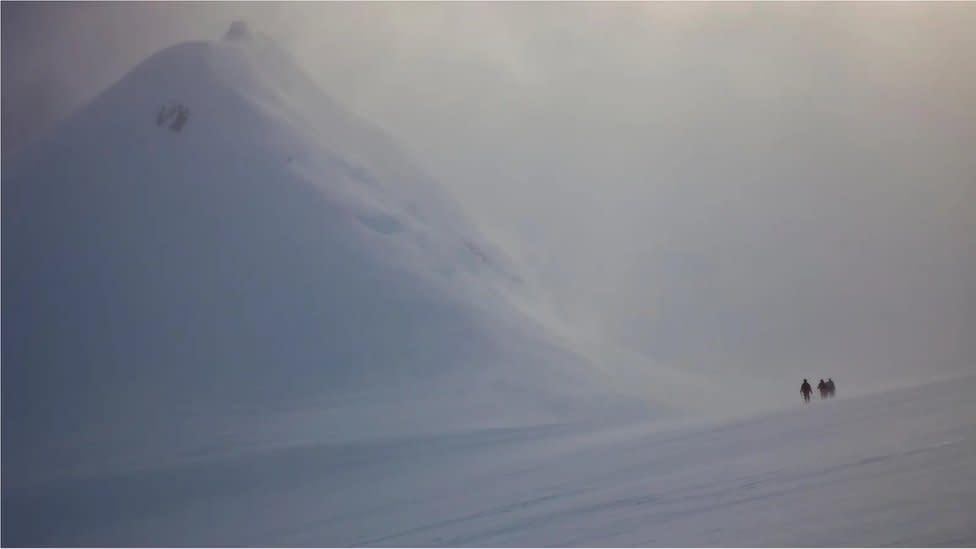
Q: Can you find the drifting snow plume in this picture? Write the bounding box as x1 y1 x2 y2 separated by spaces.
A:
2 29 643 477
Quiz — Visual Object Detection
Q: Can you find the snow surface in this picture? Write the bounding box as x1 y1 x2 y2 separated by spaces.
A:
4 375 975 546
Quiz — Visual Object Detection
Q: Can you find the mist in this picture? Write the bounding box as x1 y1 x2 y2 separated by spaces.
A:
4 2 974 410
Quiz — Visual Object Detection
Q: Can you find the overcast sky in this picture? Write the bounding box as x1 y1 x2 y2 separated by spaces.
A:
4 2 974 396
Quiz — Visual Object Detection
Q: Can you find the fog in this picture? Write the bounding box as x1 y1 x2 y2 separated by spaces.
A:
4 2 974 402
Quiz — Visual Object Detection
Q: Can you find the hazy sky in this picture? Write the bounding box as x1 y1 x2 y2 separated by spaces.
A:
4 2 974 394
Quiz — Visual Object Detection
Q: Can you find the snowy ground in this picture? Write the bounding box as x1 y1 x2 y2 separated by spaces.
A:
5 374 975 547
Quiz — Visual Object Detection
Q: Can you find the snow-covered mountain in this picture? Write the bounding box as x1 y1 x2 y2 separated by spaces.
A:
2 24 642 477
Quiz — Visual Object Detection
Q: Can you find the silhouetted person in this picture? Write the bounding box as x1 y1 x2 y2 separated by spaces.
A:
826 378 835 397
817 379 827 399
801 379 812 403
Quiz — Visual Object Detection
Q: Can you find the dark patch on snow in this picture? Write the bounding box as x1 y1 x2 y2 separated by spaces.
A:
465 240 491 264
358 213 404 235
156 102 189 132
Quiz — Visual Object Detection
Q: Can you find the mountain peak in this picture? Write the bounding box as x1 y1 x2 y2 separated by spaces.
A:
224 20 252 41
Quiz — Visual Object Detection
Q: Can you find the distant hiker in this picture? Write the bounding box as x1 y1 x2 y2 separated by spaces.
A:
801 379 813 403
817 379 827 399
826 378 836 397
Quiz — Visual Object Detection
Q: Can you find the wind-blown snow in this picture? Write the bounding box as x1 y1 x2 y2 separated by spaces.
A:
3 29 648 486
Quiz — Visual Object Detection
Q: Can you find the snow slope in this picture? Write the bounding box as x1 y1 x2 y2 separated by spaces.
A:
3 25 643 484
5 374 974 546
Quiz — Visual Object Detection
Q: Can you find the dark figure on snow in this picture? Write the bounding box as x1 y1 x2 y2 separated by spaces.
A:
817 379 827 399
826 378 836 397
801 379 813 403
